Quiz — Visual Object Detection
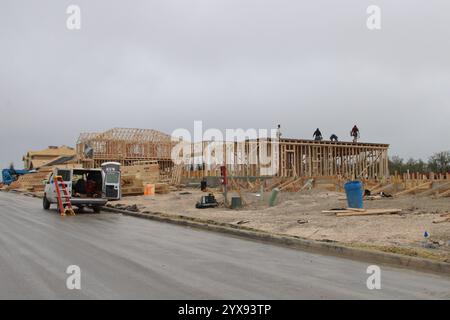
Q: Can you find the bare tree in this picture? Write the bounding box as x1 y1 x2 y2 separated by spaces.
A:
428 151 450 174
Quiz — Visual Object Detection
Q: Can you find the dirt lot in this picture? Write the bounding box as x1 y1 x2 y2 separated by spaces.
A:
109 188 450 262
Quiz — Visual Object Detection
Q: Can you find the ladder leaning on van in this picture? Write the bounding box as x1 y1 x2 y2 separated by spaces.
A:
53 176 75 216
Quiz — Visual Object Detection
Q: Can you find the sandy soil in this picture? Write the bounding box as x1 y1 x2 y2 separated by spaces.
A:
110 189 450 261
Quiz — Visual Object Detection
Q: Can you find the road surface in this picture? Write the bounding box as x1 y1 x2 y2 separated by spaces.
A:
0 191 448 299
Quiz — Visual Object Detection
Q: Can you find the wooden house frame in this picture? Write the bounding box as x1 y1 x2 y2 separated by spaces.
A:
76 128 176 171
77 128 389 180
182 138 389 180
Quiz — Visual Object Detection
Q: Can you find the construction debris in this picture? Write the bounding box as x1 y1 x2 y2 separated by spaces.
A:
322 208 402 217
121 162 160 196
433 213 450 224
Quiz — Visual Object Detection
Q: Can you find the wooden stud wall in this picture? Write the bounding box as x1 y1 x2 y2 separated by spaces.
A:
182 138 390 179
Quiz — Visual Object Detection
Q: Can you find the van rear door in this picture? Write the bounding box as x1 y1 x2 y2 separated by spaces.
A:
47 169 72 202
56 169 72 195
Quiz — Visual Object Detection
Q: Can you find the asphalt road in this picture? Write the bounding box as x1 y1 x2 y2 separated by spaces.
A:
0 192 448 299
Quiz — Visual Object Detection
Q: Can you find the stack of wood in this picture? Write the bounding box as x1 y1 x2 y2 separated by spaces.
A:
120 162 160 196
155 183 170 194
9 169 52 192
120 175 145 196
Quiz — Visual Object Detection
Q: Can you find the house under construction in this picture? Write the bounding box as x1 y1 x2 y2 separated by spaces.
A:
76 128 176 172
76 127 389 180
182 138 389 180
280 138 389 179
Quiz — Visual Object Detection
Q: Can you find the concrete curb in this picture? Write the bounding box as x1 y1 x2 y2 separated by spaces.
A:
103 206 450 277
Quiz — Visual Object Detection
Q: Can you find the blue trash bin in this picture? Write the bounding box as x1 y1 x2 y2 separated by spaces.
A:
344 181 364 208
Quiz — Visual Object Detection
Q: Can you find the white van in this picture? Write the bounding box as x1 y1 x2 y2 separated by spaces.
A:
43 168 108 213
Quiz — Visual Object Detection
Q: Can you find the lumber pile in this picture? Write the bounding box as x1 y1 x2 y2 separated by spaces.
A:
120 162 160 196
322 208 402 217
120 176 145 196
8 170 52 192
155 183 170 194
122 162 159 183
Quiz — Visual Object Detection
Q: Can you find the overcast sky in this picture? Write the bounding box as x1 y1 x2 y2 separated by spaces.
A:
1 0 449 169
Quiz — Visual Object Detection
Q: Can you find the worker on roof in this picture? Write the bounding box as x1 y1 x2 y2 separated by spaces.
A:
313 128 323 141
330 134 338 142
276 124 282 140
350 125 360 143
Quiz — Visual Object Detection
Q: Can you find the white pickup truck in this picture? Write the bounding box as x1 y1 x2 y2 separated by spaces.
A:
43 168 108 213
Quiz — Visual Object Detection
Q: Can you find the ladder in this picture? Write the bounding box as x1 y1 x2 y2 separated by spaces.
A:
53 176 75 216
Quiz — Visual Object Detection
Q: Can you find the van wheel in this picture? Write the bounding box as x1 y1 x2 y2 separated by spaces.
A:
93 206 101 213
43 196 50 210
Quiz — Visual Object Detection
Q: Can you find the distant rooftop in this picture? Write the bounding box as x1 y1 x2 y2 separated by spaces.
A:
77 128 172 144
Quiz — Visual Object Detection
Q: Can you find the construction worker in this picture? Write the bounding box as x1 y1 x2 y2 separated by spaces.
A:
313 128 323 141
330 134 338 142
350 125 359 143
276 124 282 140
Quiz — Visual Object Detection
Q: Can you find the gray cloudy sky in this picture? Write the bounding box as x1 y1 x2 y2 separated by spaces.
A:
1 0 449 169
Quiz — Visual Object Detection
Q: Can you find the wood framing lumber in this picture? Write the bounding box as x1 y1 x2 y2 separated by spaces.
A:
335 209 402 217
279 177 302 191
357 151 382 179
264 177 283 191
433 213 450 224
246 179 255 190
435 189 450 198
433 217 450 223
394 182 432 197
322 210 344 213
298 178 314 192
321 208 367 213
418 182 450 197
368 183 383 192
278 177 296 189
